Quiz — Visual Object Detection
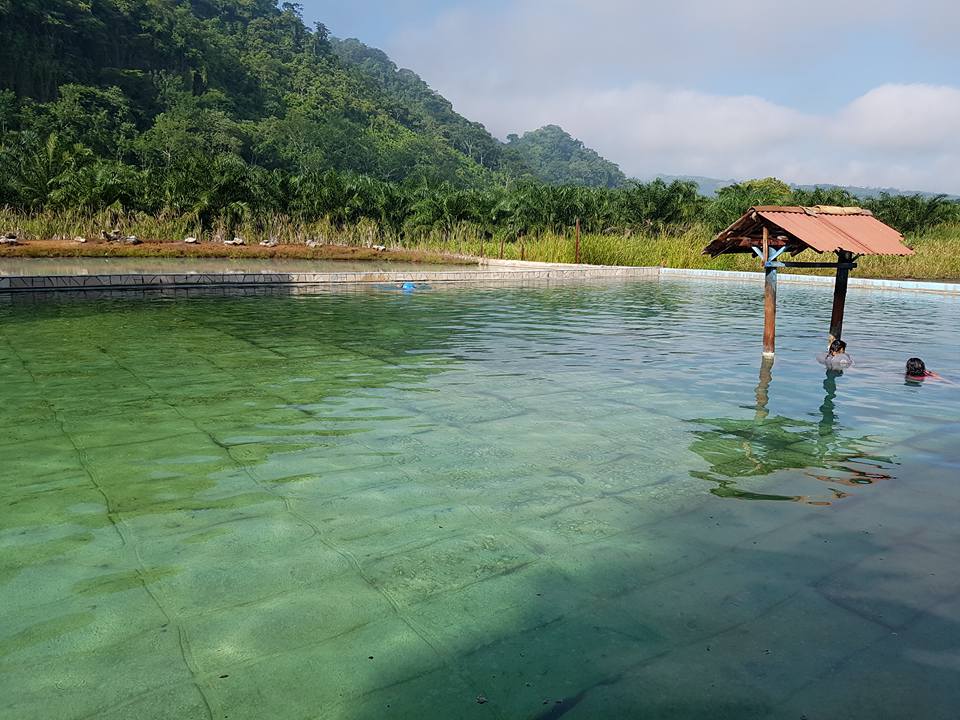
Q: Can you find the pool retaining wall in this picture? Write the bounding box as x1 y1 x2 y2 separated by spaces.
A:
0 265 657 292
659 267 960 295
1 262 957 295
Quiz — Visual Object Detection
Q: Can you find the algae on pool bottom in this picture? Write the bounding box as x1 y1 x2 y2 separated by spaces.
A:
1 279 959 720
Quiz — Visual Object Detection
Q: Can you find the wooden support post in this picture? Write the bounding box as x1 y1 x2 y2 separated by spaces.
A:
574 218 581 264
762 226 777 357
828 250 851 347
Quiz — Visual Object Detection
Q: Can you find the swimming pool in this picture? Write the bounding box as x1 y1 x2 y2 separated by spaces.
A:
2 279 958 719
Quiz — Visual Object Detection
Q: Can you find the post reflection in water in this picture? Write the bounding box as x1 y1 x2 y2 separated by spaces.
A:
689 358 895 505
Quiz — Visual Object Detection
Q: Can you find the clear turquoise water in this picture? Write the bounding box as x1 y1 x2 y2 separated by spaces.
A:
1 279 958 720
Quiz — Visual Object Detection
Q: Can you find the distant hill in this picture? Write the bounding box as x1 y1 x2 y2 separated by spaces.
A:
652 175 737 197
505 126 627 188
790 183 960 201
654 175 960 200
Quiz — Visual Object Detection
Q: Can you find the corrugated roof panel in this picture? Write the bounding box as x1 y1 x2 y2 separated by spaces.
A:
756 210 914 256
821 214 914 255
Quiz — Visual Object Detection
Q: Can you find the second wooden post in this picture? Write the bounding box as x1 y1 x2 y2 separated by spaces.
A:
828 250 851 347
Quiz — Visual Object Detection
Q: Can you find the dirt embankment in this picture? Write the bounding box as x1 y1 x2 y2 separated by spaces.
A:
0 239 473 265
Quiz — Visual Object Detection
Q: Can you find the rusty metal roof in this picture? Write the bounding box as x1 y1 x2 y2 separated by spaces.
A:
704 206 915 257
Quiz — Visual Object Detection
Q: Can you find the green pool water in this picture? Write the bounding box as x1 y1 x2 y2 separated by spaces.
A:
2 279 958 720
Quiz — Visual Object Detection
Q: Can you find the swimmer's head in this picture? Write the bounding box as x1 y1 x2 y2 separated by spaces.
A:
906 357 926 377
829 339 847 355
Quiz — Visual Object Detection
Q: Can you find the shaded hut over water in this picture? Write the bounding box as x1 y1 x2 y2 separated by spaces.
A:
704 206 914 356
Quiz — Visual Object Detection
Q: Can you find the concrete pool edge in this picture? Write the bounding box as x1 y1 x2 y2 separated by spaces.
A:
659 267 960 295
0 265 658 292
0 261 957 295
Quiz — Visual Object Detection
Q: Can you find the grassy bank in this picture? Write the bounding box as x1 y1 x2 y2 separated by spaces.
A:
2 209 958 281
0 239 471 265
409 224 960 281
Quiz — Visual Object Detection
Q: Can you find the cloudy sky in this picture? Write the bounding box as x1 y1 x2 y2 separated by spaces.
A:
301 1 960 193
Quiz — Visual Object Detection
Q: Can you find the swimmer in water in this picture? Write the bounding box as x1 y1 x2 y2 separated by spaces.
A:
905 357 941 381
817 339 854 370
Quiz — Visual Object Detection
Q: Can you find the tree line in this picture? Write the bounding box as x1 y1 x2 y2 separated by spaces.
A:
1 113 956 242
1 1 957 243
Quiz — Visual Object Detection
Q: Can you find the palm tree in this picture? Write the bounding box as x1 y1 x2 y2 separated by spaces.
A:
7 132 90 209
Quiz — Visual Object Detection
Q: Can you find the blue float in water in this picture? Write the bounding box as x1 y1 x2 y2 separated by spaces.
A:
372 281 428 292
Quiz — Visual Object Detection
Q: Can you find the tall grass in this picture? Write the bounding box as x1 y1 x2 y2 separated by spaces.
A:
3 208 959 280
0 207 396 247
413 225 960 280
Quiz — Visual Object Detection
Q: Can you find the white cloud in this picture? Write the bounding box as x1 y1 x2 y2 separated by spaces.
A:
376 0 960 192
834 84 960 152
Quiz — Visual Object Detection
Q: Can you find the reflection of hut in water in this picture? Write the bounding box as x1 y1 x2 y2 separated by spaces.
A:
690 359 895 505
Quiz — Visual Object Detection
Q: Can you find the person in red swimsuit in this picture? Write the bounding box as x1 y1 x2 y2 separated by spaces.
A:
905 357 941 381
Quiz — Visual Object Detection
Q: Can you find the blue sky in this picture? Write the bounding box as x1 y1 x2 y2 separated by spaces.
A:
300 1 960 192
302 1 479 49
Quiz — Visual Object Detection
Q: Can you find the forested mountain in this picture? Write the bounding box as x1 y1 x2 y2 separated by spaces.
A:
329 38 522 176
0 0 503 193
1 1 955 243
506 126 627 188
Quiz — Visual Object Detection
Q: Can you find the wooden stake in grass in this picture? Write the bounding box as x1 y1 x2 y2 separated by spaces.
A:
575 218 581 264
499 235 505 259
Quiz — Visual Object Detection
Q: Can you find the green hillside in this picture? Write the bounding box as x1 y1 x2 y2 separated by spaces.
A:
329 37 516 176
506 126 627 188
1 0 956 259
0 0 496 209
0 1 627 201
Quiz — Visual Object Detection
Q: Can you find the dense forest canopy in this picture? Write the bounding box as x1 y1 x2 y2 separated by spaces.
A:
1 0 957 241
505 126 627 188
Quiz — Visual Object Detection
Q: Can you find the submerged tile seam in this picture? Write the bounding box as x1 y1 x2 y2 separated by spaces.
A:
69 346 301 719
91 344 499 714
67 430 199 452
169 303 416 372
763 587 929 715
536 580 817 714
0 334 219 720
